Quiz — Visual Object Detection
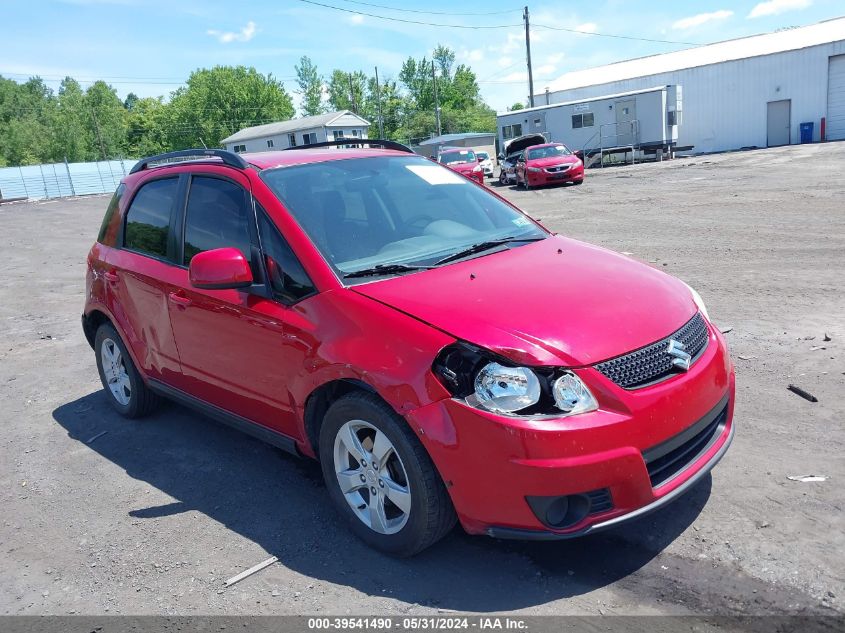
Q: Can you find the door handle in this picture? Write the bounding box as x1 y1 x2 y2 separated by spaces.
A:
103 270 119 283
168 291 192 307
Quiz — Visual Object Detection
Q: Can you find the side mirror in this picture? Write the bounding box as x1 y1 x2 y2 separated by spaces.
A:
189 247 253 290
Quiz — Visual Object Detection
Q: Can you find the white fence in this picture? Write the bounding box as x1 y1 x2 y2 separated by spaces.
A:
0 159 138 201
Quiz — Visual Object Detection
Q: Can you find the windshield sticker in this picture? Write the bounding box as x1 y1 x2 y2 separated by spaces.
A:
512 216 531 227
406 164 467 185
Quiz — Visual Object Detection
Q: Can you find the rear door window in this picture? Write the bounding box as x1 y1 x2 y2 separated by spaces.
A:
182 176 252 265
124 178 179 259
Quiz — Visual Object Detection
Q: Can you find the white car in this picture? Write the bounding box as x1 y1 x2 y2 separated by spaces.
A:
475 151 494 179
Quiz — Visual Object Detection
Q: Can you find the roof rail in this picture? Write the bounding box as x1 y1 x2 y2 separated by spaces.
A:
129 149 249 174
284 139 414 154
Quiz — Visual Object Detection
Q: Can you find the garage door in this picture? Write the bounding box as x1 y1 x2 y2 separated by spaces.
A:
828 54 845 141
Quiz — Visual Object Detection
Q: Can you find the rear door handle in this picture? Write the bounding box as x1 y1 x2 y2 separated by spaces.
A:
103 270 119 283
168 291 192 307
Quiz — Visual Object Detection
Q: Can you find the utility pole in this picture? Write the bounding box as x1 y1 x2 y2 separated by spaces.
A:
431 61 442 137
374 66 385 138
90 107 107 161
524 5 535 108
347 73 357 114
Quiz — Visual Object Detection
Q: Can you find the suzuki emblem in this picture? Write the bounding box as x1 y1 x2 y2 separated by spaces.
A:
666 339 692 371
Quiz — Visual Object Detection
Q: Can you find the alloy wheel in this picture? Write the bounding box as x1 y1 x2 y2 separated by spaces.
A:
101 337 131 406
333 419 412 535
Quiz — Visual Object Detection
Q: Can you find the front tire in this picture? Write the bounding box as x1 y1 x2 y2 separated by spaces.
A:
94 323 160 418
319 392 456 557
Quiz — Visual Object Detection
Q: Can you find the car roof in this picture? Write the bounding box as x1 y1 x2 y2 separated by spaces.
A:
244 148 413 170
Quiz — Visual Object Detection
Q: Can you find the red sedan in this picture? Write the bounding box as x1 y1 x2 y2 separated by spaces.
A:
437 147 485 184
83 142 733 556
516 142 584 189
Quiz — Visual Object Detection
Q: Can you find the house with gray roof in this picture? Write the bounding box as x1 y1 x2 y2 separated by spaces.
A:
221 110 370 153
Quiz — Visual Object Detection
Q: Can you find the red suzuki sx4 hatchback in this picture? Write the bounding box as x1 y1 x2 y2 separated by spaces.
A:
83 143 734 556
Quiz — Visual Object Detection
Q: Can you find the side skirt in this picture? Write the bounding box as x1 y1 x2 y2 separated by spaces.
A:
148 379 300 457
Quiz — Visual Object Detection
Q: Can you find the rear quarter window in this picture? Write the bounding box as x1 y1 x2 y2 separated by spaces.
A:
97 184 125 244
124 178 179 259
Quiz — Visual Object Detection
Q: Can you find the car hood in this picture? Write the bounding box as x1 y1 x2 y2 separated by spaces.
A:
505 133 547 155
527 156 580 169
352 236 698 367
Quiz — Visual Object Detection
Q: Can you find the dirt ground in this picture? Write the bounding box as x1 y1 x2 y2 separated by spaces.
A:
1 142 843 617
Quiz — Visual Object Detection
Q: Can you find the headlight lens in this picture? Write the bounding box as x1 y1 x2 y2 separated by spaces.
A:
472 362 541 413
552 372 598 415
683 282 709 320
433 344 599 418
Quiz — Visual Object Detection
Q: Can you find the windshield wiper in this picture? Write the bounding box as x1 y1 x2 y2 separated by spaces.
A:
435 236 546 266
343 263 433 279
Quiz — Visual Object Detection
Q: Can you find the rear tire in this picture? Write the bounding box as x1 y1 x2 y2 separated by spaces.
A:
94 323 161 418
319 391 456 557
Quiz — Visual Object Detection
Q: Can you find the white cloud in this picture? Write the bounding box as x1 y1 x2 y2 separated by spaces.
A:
748 0 812 18
497 56 514 68
501 71 528 82
500 32 524 54
546 52 565 64
348 14 364 25
207 20 257 44
535 64 556 77
672 10 733 30
575 22 598 34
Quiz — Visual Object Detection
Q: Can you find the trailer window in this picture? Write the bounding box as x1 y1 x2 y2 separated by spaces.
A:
571 113 594 129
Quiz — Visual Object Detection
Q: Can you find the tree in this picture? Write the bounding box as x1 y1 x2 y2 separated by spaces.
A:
126 96 169 157
167 66 294 149
327 70 367 114
295 56 324 116
53 77 92 161
0 77 55 165
85 81 127 159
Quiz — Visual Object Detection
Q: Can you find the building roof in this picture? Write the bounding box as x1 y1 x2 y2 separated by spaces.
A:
498 86 667 117
417 132 496 146
221 110 370 144
543 16 845 95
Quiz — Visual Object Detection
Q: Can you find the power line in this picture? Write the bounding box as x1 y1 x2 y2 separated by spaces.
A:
334 0 519 16
532 23 697 45
293 0 522 28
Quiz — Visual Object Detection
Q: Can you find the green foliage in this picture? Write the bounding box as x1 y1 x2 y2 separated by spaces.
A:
295 56 325 116
509 102 525 111
0 48 498 166
167 66 295 149
327 70 367 114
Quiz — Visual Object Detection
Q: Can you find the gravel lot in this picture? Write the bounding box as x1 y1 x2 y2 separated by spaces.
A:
1 142 843 617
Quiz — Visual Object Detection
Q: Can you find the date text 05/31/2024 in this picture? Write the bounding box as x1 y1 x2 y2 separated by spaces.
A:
307 617 528 630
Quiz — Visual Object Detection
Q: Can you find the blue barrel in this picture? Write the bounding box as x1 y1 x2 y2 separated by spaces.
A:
800 122 814 144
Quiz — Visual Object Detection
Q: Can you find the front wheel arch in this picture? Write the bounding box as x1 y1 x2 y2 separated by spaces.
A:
303 378 378 459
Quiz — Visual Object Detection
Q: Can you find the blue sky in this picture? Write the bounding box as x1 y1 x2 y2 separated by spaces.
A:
2 0 843 112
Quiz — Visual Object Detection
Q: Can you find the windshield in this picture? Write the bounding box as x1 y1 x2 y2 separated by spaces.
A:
527 145 572 160
439 150 476 165
261 156 546 282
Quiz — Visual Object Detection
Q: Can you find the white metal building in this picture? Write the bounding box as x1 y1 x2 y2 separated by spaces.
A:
221 110 370 154
528 17 845 154
497 86 681 162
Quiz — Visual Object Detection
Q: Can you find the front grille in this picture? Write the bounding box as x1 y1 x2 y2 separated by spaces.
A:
546 165 570 173
594 313 709 389
643 397 729 488
586 488 613 514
